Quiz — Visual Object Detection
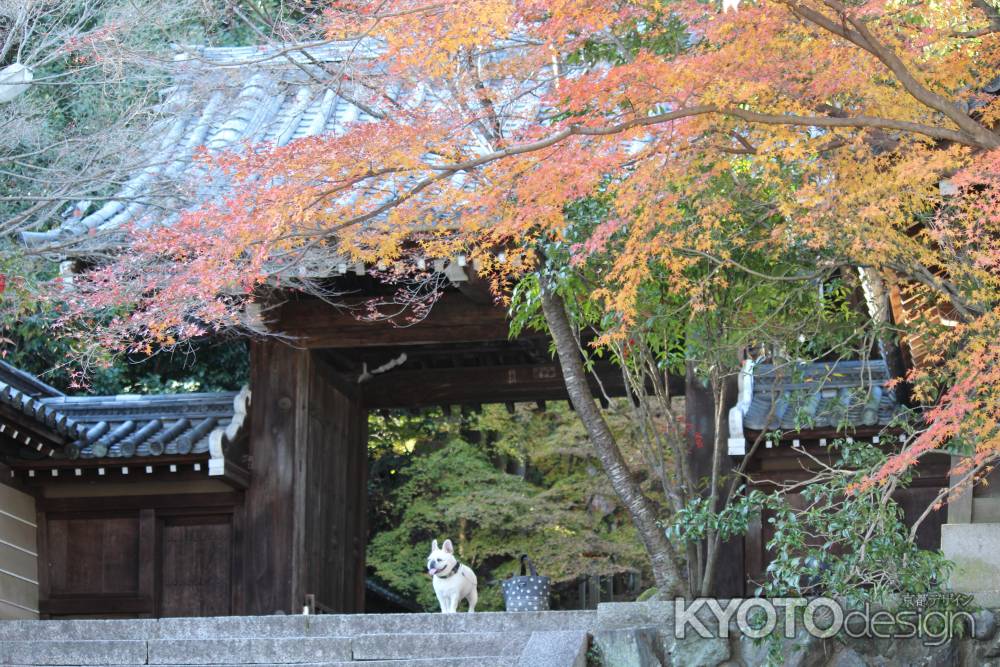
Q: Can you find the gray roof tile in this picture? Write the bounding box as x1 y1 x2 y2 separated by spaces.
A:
743 360 900 432
0 367 246 463
19 39 552 254
41 392 242 459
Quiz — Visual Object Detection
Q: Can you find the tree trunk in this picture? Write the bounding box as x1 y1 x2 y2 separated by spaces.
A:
539 276 686 598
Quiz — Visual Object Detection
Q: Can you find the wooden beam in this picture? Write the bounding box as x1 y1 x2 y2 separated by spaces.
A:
271 293 512 348
40 492 242 513
210 458 252 489
365 363 595 408
40 596 153 616
362 362 684 409
5 453 210 471
743 426 897 443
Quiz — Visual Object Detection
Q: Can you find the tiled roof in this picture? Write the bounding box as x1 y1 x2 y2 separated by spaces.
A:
0 374 85 448
743 360 900 431
39 391 245 460
0 359 64 398
728 359 902 455
21 41 381 251
19 39 550 255
0 368 249 465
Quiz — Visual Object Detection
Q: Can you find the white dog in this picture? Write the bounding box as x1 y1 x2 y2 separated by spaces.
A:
426 538 477 613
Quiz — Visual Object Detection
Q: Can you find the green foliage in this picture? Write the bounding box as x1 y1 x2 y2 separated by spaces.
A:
367 408 463 538
366 403 649 611
670 438 955 606
566 11 688 66
4 297 248 393
511 173 872 386
505 174 880 599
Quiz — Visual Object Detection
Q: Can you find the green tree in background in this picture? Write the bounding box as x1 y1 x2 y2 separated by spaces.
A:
367 403 650 611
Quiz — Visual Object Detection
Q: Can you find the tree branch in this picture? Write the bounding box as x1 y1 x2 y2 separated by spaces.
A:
788 0 1000 148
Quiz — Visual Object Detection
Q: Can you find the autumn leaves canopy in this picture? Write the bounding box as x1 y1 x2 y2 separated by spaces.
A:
63 0 1000 469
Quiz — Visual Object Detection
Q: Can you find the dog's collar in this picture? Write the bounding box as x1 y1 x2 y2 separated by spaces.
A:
435 561 462 579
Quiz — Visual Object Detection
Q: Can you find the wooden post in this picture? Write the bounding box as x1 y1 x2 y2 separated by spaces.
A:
243 340 308 614
293 351 368 613
138 509 157 617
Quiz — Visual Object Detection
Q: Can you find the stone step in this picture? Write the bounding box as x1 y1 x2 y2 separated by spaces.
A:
146 637 353 664
2 639 148 666
0 611 597 642
0 633 531 665
4 662 506 667
350 632 530 661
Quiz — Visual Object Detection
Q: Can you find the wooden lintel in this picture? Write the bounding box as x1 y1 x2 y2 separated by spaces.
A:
271 292 513 348
743 426 899 444
363 362 683 410
40 491 243 513
6 453 210 471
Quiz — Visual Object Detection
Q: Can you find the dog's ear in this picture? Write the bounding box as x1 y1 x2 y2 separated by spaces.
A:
431 539 439 552
443 539 454 554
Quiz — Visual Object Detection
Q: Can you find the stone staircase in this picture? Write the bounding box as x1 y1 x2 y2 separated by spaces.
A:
0 611 595 667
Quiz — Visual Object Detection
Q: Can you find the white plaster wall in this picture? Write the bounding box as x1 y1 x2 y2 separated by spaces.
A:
0 482 38 619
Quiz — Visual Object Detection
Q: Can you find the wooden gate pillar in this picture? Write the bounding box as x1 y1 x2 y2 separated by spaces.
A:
685 364 744 597
244 340 367 614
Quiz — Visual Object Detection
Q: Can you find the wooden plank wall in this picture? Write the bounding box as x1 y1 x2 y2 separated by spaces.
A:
37 493 242 618
298 354 367 612
0 482 38 619
743 447 949 595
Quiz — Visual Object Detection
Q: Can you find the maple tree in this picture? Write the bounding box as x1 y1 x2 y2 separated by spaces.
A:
51 0 1000 594
0 0 289 371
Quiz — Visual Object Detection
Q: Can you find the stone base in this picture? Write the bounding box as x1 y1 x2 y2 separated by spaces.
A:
942 523 1000 604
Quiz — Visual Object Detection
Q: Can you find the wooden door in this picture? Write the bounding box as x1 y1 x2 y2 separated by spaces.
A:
158 515 233 617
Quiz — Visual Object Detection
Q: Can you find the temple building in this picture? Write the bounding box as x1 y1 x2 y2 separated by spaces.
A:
0 41 967 620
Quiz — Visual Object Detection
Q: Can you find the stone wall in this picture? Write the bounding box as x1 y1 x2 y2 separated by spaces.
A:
592 600 1000 667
